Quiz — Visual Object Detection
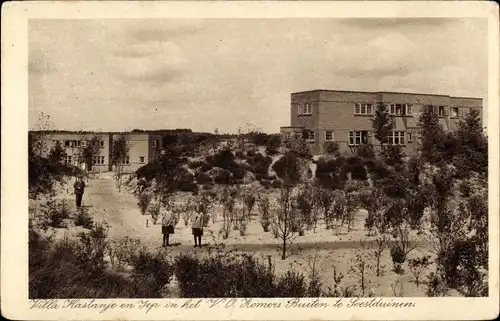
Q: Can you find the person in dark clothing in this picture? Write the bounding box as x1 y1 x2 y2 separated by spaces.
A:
73 176 86 208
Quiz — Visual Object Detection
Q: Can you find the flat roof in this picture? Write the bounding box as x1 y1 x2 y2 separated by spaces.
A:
291 89 482 100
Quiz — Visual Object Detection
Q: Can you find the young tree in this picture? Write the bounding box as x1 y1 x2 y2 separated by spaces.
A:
417 106 446 164
273 187 299 260
294 183 314 232
408 256 431 288
257 194 272 232
80 135 101 173
111 133 130 192
454 109 488 177
372 103 394 150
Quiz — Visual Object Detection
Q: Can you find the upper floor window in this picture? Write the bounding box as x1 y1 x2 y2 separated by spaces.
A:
152 140 157 148
388 103 412 116
349 130 369 146
355 103 373 115
65 155 72 164
139 156 145 164
64 140 71 147
325 131 334 141
100 140 105 148
388 131 405 145
305 130 315 142
451 107 459 118
297 104 302 115
301 103 312 115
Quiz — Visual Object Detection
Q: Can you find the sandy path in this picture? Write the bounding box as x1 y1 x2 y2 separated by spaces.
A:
83 176 158 245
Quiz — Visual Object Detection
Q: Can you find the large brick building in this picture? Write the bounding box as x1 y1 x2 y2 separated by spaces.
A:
280 90 483 155
32 131 174 173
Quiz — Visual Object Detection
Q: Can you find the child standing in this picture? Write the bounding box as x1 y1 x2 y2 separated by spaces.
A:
191 211 203 247
161 207 175 247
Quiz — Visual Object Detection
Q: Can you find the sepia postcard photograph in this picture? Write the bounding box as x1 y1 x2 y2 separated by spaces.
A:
1 1 499 320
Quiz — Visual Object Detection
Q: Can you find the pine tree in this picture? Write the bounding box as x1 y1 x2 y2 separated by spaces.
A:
454 109 488 175
417 106 446 164
372 103 394 149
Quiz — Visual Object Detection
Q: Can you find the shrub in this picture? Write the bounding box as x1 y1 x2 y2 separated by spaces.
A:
136 162 164 181
29 228 140 298
272 152 301 185
266 135 281 155
138 192 152 215
178 181 198 192
211 149 236 170
270 179 282 189
323 141 340 156
195 171 213 185
248 131 270 146
355 145 375 159
275 270 307 297
74 207 93 229
202 183 214 190
257 195 271 232
390 245 406 274
130 247 174 298
187 160 203 169
42 199 71 228
212 168 232 185
200 161 213 172
148 203 161 224
380 145 405 169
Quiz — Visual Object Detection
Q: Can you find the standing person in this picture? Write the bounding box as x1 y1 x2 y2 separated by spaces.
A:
192 209 203 248
161 206 175 247
73 176 86 208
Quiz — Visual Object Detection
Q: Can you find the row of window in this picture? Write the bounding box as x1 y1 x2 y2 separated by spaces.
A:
54 140 105 148
63 156 146 165
296 102 466 118
284 130 412 146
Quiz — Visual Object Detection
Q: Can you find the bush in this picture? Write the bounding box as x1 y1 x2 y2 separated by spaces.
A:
390 245 406 274
136 162 164 181
275 270 307 297
200 161 213 172
74 207 93 229
211 149 236 170
355 145 375 159
195 171 213 185
323 141 340 156
248 132 270 146
266 135 281 155
129 247 174 298
29 228 140 298
178 181 198 192
212 168 232 185
246 153 272 175
188 160 204 169
272 152 301 185
42 199 71 228
138 192 152 215
148 203 160 224
174 252 316 298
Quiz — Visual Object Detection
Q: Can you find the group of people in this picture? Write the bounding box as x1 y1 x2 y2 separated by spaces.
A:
161 206 204 248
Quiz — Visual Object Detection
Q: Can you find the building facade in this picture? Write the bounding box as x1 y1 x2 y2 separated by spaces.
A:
35 131 158 173
280 90 483 155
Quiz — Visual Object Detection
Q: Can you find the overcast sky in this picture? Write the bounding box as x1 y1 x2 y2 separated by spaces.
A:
29 18 488 133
